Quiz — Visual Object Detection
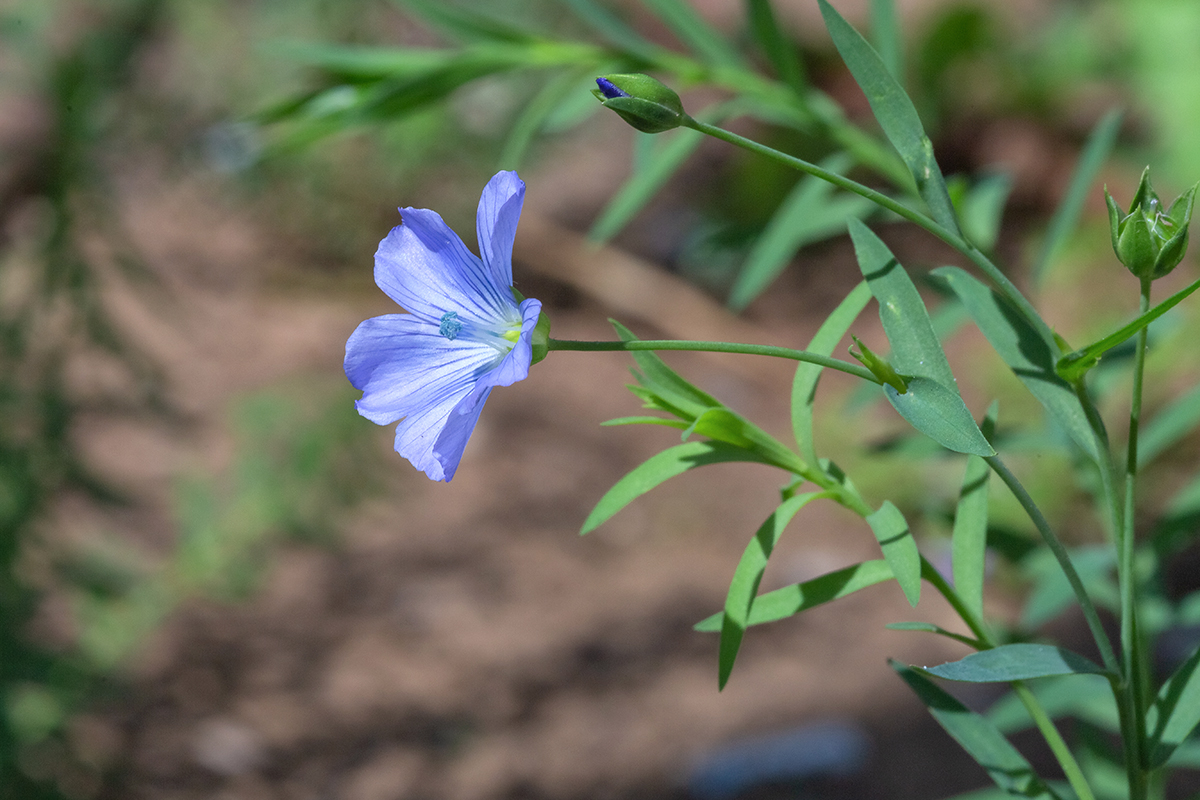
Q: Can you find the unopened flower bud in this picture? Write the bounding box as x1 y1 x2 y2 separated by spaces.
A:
1106 167 1197 281
591 73 684 134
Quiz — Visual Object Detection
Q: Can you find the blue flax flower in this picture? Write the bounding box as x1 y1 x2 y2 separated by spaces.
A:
344 171 543 481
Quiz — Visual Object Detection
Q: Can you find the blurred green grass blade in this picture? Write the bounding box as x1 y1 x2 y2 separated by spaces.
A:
926 644 1108 682
1020 547 1117 630
867 501 920 606
933 266 1099 463
791 281 872 465
891 661 1061 799
959 172 1012 253
562 0 664 61
581 441 769 534
987 674 1118 734
850 220 992 456
728 153 871 311
746 0 805 92
641 0 744 68
1138 383 1200 468
694 559 892 631
500 69 596 170
392 0 537 43
589 122 707 244
1147 643 1200 767
953 402 997 624
268 41 456 80
719 492 827 688
818 0 960 234
1032 108 1123 283
869 0 903 81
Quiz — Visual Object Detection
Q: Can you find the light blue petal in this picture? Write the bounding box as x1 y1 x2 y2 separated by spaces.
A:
344 314 498 425
476 171 524 290
374 209 514 324
429 387 492 481
459 298 542 409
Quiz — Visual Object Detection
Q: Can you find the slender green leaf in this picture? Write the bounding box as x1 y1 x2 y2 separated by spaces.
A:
818 0 959 233
746 0 805 92
500 70 598 170
392 0 536 43
792 281 872 465
933 266 1099 462
987 674 1118 734
868 0 903 81
959 172 1012 253
641 0 743 68
589 127 705 244
1032 108 1123 283
1139 384 1200 467
926 644 1108 683
867 501 920 606
695 559 893 631
729 154 872 311
1021 546 1117 629
600 416 689 429
1147 643 1200 767
581 441 769 534
719 492 828 688
1057 272 1200 382
892 661 1059 798
953 402 997 624
851 221 993 456
886 621 980 647
613 320 720 416
561 0 664 61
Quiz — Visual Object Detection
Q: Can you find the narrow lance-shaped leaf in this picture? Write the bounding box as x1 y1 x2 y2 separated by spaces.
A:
1139 383 1200 468
746 0 805 93
818 0 960 233
867 501 920 606
953 402 997 625
581 441 770 534
1057 272 1200 382
933 266 1099 463
792 281 872 466
925 643 1109 683
641 0 745 68
1147 643 1200 767
892 661 1060 798
695 559 893 631
718 492 829 688
868 0 903 81
729 153 873 311
850 220 993 456
1032 108 1123 283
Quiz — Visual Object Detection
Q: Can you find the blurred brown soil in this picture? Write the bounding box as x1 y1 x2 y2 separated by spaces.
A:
27 130 1025 800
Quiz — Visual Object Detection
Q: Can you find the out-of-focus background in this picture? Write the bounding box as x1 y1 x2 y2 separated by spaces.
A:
3 1 1200 798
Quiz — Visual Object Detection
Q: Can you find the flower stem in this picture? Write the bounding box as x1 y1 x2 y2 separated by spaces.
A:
1119 277 1153 799
984 455 1119 675
547 338 880 383
679 115 1056 348
920 559 1095 800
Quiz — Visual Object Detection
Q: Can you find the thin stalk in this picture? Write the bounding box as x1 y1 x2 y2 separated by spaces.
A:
921 559 1095 800
985 455 1119 675
680 116 1057 348
1119 277 1153 799
546 338 881 383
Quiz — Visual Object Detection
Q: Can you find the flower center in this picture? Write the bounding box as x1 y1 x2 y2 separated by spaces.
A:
439 311 464 340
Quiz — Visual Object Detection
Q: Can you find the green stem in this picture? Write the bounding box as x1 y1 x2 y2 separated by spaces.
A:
547 338 880 383
985 455 1119 675
1120 278 1152 800
920 559 1095 800
680 116 1057 348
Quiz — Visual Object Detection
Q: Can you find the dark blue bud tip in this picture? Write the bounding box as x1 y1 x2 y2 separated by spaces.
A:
595 77 628 100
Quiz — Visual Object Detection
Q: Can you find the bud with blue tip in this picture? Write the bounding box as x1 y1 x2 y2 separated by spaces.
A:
1106 167 1197 281
592 73 684 134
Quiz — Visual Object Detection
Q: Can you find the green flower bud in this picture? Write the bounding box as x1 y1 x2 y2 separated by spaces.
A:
1106 167 1197 280
592 73 684 134
849 335 907 394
